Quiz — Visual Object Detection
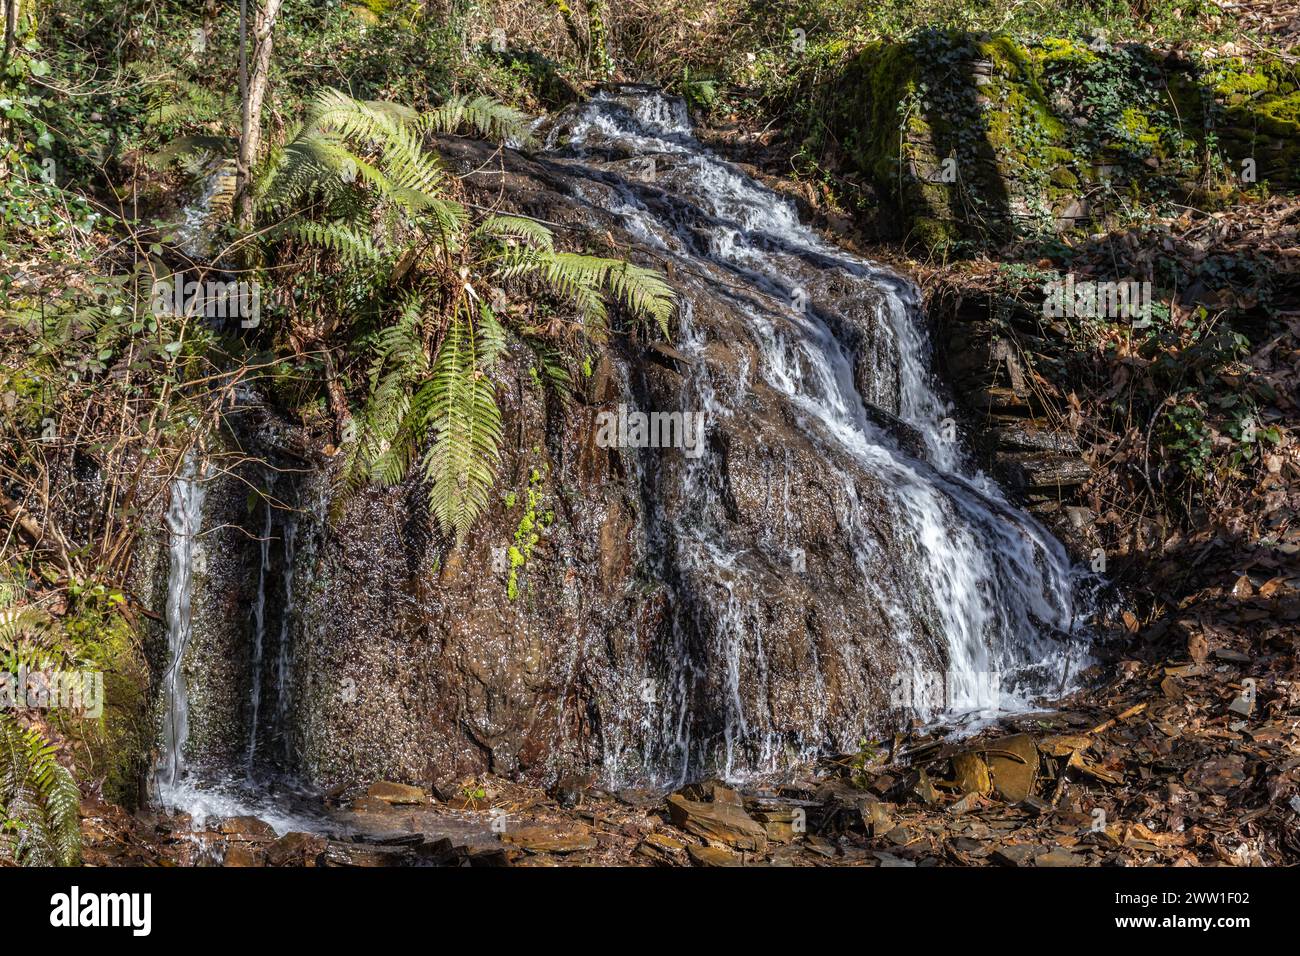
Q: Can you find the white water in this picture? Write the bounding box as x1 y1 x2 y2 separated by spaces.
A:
555 89 1093 782
154 459 318 835
246 496 272 769
173 161 231 260
155 454 207 797
273 518 297 760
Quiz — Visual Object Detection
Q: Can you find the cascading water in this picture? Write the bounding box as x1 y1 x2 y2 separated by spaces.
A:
246 496 273 770
155 454 207 799
153 472 321 833
173 160 233 261
153 439 321 832
549 88 1094 783
273 518 297 761
152 88 1096 810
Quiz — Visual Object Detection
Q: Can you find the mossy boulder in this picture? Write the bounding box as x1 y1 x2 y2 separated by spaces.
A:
814 31 1300 254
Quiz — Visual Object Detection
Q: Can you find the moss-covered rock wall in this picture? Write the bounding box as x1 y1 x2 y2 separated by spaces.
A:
815 31 1300 251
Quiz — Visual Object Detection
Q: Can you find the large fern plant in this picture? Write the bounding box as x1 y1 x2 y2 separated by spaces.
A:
0 581 81 867
258 89 675 541
0 717 81 867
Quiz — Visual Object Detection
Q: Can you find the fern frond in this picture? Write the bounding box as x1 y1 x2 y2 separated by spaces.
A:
422 310 502 542
0 717 81 867
144 134 235 170
419 95 532 145
285 221 386 267
477 305 508 368
338 295 431 498
530 252 676 339
140 74 236 132
472 215 554 251
603 260 677 337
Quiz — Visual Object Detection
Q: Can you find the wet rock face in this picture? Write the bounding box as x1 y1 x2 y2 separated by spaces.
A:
136 446 268 781
266 133 958 791
164 92 1086 794
284 351 664 787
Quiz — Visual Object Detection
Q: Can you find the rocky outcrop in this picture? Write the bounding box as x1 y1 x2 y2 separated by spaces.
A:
279 136 939 789
147 91 1088 800
814 32 1300 250
926 281 1096 551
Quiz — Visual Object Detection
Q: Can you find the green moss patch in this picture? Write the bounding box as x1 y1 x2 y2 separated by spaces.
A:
807 33 1300 255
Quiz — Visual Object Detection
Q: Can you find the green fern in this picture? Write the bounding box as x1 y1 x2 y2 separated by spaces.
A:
0 604 62 674
471 214 555 251
286 220 386 267
419 95 534 144
0 718 81 867
263 90 675 541
422 308 504 541
0 581 82 867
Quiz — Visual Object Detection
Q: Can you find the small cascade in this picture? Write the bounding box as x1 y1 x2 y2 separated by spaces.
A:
550 88 1096 783
245 496 273 770
154 454 207 799
154 459 317 833
273 518 297 761
173 160 235 261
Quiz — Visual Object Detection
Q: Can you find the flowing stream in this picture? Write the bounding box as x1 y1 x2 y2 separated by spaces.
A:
550 89 1094 782
155 453 206 799
152 458 319 834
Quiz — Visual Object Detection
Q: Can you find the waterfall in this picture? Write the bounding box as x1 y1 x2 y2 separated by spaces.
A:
154 457 316 833
149 88 1097 808
273 518 297 761
155 453 207 799
246 497 273 770
552 89 1094 782
173 160 234 261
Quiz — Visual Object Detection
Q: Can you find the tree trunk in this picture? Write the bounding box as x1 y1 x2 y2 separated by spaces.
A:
586 0 613 79
235 0 284 229
547 0 588 64
3 0 20 67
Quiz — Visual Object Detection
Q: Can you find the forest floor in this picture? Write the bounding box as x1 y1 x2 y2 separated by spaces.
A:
77 611 1300 867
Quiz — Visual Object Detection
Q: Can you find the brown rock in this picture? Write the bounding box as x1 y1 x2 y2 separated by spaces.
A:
366 781 431 805
222 844 262 866
666 794 768 853
687 843 743 867
986 734 1040 803
349 795 394 813
952 752 992 794
677 779 744 805
861 800 895 836
265 831 326 867
1038 734 1091 757
1035 847 1085 867
636 830 685 864
322 842 410 866
912 769 941 805
751 808 802 844
502 825 598 854
949 792 983 814
991 843 1041 867
217 816 277 840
